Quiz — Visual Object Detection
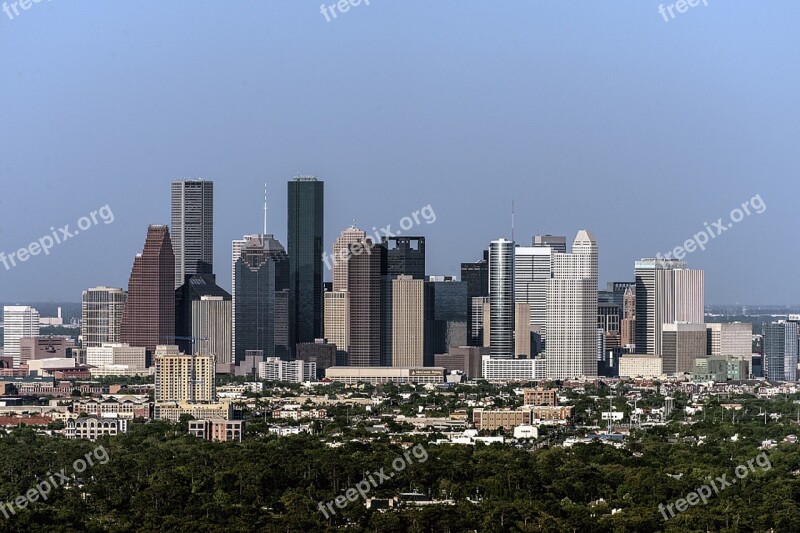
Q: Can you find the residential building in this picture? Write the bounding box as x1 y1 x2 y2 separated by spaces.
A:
258 357 316 383
3 306 40 367
188 419 244 442
489 239 515 358
154 345 215 403
81 287 126 348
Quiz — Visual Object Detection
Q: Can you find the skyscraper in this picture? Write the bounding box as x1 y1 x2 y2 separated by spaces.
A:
81 287 126 348
333 226 366 291
171 179 214 288
392 275 425 367
764 321 799 382
514 245 554 342
462 250 489 347
2 306 40 367
347 238 384 367
382 236 425 279
620 287 636 349
233 234 289 363
489 238 515 358
425 276 468 360
288 176 324 350
175 274 232 368
120 225 176 354
545 230 598 380
634 259 704 356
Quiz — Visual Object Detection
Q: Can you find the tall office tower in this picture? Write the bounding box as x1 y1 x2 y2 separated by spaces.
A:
392 275 425 367
425 276 468 360
598 299 621 345
462 250 489 346
324 291 349 354
175 274 232 367
661 323 707 375
154 345 214 403
120 225 176 354
533 234 567 254
489 239 515 358
515 302 532 357
764 321 799 382
171 179 214 288
471 296 489 346
545 230 599 380
288 176 324 350
333 226 367 291
634 259 704 356
81 287 127 348
382 236 425 279
2 306 40 367
514 245 553 342
707 322 753 358
232 234 289 362
620 287 636 349
347 238 385 367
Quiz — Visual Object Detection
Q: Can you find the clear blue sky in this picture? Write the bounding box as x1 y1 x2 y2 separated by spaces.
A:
1 1 797 304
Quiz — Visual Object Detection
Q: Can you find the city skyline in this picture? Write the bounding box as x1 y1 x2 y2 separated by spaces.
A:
1 2 795 304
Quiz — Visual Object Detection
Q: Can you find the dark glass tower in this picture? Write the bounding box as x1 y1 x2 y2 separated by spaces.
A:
288 176 324 352
233 235 289 363
382 236 425 279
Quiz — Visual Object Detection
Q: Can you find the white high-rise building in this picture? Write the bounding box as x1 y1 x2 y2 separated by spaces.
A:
86 343 147 372
81 287 127 348
545 230 598 380
635 259 704 356
514 246 553 340
706 323 752 358
3 306 40 367
489 239 515 358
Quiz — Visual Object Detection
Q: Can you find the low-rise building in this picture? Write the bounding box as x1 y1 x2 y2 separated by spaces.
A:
523 387 558 406
619 355 663 379
481 356 545 382
325 367 446 385
72 395 151 419
188 419 244 442
154 401 233 422
65 416 128 440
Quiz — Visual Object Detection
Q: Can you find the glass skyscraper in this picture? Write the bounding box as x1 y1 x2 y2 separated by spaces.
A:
288 176 324 351
171 179 214 288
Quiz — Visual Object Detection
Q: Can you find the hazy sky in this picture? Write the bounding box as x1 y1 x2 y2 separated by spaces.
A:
1 1 798 304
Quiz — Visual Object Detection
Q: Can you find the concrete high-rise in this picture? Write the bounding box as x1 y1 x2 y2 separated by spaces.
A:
233 235 289 363
175 274 232 368
635 259 704 356
489 239 515 358
347 238 384 367
707 323 752 358
332 226 366 291
171 179 214 288
121 225 176 354
392 275 425 367
764 321 799 382
382 236 425 279
661 323 706 375
514 245 553 342
81 287 126 348
2 306 40 367
545 230 598 380
288 176 324 350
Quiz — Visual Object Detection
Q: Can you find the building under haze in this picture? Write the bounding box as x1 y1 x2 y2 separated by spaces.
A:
514 245 554 349
81 286 126 348
171 179 214 288
545 230 598 380
764 321 799 382
489 239 515 358
233 235 289 363
175 274 232 368
120 225 176 355
347 238 384 367
288 176 324 350
533 234 567 254
2 306 40 367
635 259 704 356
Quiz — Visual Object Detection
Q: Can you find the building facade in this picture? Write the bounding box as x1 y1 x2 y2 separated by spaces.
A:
171 179 214 288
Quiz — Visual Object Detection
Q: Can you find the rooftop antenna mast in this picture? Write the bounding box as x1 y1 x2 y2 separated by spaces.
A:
263 183 268 235
511 200 515 243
